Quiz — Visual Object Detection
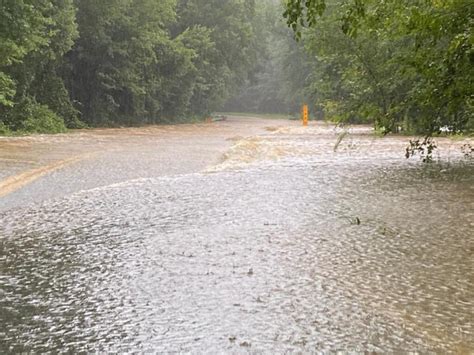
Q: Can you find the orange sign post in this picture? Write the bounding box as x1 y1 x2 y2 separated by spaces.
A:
302 104 309 126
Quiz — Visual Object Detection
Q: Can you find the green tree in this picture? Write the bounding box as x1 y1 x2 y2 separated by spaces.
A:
66 0 180 126
284 0 474 134
1 0 78 132
1 0 264 132
224 0 314 115
0 0 50 107
174 0 259 115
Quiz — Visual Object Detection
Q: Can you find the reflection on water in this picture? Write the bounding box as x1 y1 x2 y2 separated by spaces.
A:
1 123 473 352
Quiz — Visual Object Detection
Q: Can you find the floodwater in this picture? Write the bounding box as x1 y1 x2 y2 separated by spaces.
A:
0 117 473 352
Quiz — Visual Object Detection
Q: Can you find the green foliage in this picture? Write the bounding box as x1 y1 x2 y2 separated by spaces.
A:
1 0 471 136
60 0 261 126
0 0 79 132
284 0 474 135
0 121 11 135
405 137 438 163
224 0 316 115
0 72 15 107
4 98 66 134
65 0 176 125
174 0 260 116
0 0 51 107
0 0 261 133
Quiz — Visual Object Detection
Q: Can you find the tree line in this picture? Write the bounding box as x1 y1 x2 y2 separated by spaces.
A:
223 0 314 115
228 0 473 136
282 0 473 135
1 0 472 136
0 0 259 133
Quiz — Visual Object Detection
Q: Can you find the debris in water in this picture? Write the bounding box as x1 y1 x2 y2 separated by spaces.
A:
349 217 361 225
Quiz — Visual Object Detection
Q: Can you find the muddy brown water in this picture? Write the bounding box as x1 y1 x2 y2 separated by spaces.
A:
0 117 473 352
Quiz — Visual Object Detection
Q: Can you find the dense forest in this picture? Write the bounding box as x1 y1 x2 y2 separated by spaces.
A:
283 0 473 135
0 0 261 133
0 0 472 135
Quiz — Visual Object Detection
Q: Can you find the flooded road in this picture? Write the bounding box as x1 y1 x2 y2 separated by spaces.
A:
0 118 290 208
1 117 473 352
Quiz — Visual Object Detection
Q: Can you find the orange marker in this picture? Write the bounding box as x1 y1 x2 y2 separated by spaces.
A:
302 105 309 126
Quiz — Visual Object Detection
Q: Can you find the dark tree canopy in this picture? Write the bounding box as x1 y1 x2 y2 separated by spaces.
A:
0 0 472 135
0 0 262 132
283 0 474 134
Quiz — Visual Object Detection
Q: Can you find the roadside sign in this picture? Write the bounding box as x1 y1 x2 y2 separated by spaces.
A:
302 105 309 126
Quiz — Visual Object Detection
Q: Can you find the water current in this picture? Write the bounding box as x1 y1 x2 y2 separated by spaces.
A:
1 121 473 352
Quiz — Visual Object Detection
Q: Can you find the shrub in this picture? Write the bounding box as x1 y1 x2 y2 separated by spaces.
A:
4 98 67 134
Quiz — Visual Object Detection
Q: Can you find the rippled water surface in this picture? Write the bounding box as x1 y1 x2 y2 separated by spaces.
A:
1 120 473 352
